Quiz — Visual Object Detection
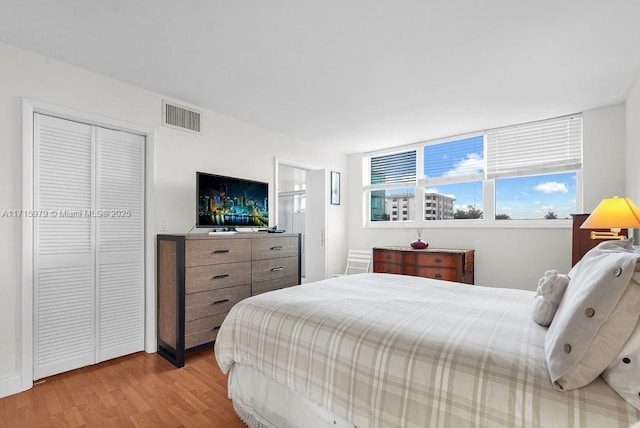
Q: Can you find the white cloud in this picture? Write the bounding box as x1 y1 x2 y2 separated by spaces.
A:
535 181 568 194
444 153 483 176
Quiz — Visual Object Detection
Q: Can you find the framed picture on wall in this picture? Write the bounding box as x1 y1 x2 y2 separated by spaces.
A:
331 171 340 205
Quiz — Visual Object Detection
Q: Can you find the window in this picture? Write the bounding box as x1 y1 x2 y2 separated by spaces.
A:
423 136 484 220
363 114 582 226
488 115 582 220
369 150 416 222
495 172 576 219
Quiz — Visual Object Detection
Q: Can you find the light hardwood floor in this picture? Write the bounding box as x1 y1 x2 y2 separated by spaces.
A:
0 350 246 427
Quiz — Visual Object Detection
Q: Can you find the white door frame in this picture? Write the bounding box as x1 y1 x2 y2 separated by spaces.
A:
304 168 328 282
21 98 156 392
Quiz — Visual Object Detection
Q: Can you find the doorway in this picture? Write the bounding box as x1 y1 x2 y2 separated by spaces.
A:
275 160 327 283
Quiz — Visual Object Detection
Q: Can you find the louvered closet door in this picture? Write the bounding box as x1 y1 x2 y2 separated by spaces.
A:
33 114 145 379
96 128 145 362
34 114 96 379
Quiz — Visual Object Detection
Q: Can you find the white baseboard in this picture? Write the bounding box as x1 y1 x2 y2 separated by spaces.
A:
0 373 28 399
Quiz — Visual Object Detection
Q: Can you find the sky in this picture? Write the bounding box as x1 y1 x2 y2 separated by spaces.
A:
426 172 577 219
421 136 576 219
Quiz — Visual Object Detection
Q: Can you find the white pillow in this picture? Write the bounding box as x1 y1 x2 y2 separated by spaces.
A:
545 239 640 391
602 271 640 411
532 270 570 327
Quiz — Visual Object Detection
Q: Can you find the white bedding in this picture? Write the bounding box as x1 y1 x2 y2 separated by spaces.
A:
215 273 640 427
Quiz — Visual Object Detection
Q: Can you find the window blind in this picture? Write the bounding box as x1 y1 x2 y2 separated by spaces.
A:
486 115 582 179
370 150 416 185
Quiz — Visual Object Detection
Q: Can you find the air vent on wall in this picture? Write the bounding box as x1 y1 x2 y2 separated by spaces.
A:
162 100 201 134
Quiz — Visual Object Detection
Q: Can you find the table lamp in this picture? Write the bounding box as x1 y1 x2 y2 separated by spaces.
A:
580 196 640 240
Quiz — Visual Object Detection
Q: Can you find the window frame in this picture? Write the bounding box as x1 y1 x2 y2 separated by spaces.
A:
363 115 582 229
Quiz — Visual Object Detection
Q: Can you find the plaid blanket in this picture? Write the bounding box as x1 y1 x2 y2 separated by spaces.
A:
215 273 640 427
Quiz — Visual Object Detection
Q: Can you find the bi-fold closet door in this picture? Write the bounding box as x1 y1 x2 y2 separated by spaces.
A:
33 113 145 380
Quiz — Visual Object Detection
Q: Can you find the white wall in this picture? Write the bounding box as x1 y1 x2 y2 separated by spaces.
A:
582 104 627 210
626 73 640 211
346 103 627 290
0 43 347 393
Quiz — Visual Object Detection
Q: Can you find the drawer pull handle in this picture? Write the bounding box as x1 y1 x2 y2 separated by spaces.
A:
271 266 284 272
270 246 283 250
213 249 230 254
435 258 442 263
212 325 221 331
212 299 229 305
212 274 229 279
434 273 442 279
385 255 391 259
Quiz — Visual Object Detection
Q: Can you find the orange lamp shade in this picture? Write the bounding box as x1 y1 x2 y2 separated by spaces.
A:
581 197 640 239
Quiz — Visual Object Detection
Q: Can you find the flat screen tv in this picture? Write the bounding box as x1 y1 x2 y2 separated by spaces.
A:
197 171 269 228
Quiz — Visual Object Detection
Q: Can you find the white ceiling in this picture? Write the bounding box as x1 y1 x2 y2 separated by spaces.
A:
2 1 639 154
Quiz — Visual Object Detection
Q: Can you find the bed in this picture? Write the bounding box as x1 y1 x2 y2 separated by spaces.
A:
215 265 640 427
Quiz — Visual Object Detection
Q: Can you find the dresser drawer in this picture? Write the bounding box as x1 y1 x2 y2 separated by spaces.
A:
185 261 251 293
373 262 405 275
185 239 251 267
374 249 404 264
185 284 251 320
252 275 299 295
415 253 460 268
252 256 298 280
411 267 458 281
185 312 227 349
252 237 299 260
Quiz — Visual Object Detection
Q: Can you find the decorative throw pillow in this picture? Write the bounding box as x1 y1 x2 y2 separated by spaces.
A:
602 262 640 410
602 317 640 411
545 239 640 391
532 270 570 327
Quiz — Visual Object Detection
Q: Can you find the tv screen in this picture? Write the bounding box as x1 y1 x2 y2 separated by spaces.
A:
197 172 269 228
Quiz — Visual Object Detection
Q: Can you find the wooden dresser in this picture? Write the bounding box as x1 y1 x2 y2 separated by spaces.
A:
157 233 301 367
373 246 474 284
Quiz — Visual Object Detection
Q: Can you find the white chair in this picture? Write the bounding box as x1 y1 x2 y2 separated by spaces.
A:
333 249 372 277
